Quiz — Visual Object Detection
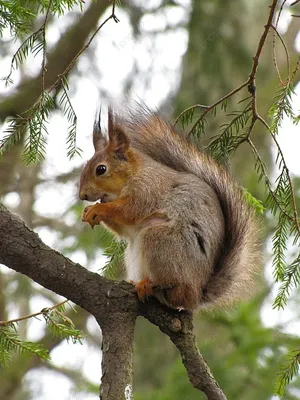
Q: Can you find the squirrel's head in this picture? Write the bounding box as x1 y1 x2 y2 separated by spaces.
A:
79 108 138 203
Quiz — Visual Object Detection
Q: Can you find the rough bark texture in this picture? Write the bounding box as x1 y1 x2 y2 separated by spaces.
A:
99 314 136 400
0 204 227 400
139 303 227 400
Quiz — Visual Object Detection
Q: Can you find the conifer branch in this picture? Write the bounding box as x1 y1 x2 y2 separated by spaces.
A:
1 0 119 162
0 300 68 326
276 349 300 396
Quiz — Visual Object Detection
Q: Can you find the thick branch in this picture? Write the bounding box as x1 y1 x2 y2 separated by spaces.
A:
98 313 136 400
0 204 136 318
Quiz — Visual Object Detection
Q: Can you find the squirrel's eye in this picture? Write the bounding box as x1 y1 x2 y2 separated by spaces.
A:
96 165 107 176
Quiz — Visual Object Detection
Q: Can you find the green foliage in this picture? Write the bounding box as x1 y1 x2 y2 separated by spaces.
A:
177 99 231 140
0 91 55 163
207 101 252 162
0 114 27 157
276 349 300 397
0 83 84 162
243 188 266 215
0 302 84 368
176 105 209 138
0 0 96 164
176 96 253 164
272 212 288 283
103 239 127 279
0 0 84 38
23 92 55 163
59 78 82 159
269 83 296 134
0 326 50 366
0 0 35 37
265 162 300 312
3 28 44 86
43 306 84 344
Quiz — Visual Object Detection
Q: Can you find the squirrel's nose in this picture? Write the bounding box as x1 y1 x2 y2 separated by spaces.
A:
79 192 88 201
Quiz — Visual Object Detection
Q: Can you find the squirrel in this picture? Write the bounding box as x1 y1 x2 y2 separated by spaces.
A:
79 105 260 311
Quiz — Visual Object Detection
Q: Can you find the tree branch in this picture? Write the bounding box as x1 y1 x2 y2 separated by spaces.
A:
0 204 227 400
140 302 227 400
0 204 135 317
98 313 136 400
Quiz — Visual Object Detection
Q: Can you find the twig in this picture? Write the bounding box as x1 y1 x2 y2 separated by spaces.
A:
272 0 289 81
174 104 210 126
246 0 278 136
247 138 289 219
257 115 300 235
186 81 249 137
175 0 279 137
0 300 68 326
248 0 278 125
249 0 278 84
275 0 288 28
271 24 290 80
41 0 53 93
48 1 119 94
272 26 283 84
3 29 43 84
291 54 300 81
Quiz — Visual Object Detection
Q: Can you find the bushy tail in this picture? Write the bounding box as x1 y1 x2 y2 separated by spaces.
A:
122 106 260 307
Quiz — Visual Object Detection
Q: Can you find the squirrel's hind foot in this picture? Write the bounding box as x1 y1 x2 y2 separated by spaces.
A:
135 278 153 302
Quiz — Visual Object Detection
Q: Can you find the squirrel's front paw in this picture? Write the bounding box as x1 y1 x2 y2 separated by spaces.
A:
135 278 153 302
82 204 102 229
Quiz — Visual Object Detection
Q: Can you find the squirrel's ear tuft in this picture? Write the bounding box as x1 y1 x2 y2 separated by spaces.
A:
107 107 130 160
93 109 108 152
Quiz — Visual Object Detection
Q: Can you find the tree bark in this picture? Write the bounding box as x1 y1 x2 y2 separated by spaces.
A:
99 313 136 400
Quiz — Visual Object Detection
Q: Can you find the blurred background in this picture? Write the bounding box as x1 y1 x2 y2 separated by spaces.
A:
0 0 300 399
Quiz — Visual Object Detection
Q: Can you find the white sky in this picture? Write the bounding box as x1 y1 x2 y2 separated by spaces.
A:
0 2 300 399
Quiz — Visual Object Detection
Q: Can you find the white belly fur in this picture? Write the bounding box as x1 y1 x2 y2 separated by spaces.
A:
125 234 149 283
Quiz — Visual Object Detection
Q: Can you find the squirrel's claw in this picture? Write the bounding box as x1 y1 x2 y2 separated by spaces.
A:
135 278 153 302
82 204 102 228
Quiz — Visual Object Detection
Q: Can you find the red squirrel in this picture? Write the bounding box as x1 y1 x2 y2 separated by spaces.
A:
79 106 260 310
